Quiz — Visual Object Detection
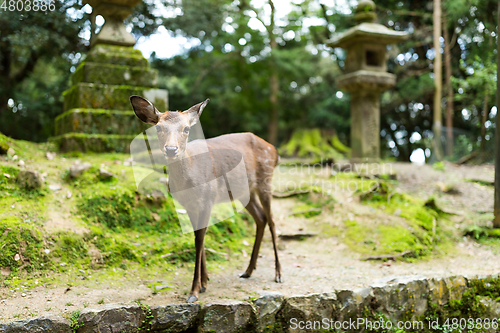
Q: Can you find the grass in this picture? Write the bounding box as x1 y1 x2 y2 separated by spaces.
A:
0 137 253 292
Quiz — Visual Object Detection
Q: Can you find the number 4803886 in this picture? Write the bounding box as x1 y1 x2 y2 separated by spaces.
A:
1 0 56 11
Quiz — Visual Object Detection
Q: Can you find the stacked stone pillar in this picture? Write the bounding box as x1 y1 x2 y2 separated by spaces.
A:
52 0 168 153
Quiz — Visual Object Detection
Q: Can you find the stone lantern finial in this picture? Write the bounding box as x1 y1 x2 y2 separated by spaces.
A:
84 0 142 47
355 0 377 23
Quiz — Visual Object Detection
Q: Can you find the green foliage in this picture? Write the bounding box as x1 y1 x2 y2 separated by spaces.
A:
0 0 87 142
464 225 500 240
69 310 83 332
432 162 446 171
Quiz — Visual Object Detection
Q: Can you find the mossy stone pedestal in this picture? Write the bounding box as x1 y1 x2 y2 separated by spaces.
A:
327 0 407 161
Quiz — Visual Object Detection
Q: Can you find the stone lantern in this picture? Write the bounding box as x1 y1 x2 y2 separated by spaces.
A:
52 0 168 152
327 0 407 161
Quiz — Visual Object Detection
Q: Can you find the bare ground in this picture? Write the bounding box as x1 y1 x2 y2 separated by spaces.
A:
0 161 498 323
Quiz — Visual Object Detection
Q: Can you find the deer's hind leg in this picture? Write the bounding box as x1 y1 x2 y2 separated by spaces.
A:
241 194 267 278
258 189 283 283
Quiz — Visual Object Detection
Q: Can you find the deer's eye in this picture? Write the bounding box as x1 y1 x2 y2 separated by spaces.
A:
183 126 190 134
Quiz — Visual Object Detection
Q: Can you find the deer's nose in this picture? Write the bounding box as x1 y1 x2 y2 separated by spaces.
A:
165 146 178 157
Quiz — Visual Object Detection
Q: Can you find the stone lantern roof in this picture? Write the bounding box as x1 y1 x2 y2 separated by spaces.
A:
327 0 407 49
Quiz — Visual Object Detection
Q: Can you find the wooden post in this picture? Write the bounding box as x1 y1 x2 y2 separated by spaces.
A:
494 0 500 228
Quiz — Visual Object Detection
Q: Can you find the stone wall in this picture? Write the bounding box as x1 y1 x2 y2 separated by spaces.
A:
1 274 500 333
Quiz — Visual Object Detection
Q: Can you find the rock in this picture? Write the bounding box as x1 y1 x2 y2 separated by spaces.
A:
69 161 92 178
7 148 15 156
48 184 62 191
428 275 467 306
16 170 43 189
253 292 285 332
99 168 117 179
76 303 146 333
336 288 373 322
0 142 8 155
45 152 56 160
279 293 337 332
149 303 199 332
201 299 256 333
371 275 429 320
17 160 25 168
0 315 71 333
478 296 500 318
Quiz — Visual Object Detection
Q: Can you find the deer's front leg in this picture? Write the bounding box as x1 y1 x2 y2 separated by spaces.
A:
187 227 208 303
200 248 208 293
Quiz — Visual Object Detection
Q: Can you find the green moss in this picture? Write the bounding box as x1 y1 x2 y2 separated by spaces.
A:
85 44 149 68
50 133 136 153
332 181 455 259
0 132 11 154
279 129 348 160
0 220 51 273
54 108 147 136
71 62 158 87
63 83 167 111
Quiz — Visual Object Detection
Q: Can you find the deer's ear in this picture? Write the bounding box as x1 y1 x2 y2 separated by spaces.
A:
130 95 161 125
183 99 209 125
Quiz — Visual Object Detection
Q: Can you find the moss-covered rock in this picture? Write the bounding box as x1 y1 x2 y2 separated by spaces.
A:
16 170 44 189
0 132 11 154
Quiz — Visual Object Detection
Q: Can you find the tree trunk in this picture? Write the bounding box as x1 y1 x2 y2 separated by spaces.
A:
494 0 500 228
481 91 489 152
267 0 279 146
443 16 454 157
433 0 443 161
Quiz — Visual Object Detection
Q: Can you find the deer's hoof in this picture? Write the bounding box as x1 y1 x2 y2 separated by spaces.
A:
186 295 198 303
275 275 284 283
200 287 206 293
239 272 251 278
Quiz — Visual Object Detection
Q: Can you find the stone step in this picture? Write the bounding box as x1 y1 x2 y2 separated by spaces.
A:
71 62 158 87
85 44 149 68
63 83 168 112
50 133 136 153
55 109 149 136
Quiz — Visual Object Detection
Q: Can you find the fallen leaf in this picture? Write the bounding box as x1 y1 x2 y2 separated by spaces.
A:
293 263 302 268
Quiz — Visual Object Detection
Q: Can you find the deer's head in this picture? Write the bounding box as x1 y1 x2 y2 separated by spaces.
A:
130 95 209 160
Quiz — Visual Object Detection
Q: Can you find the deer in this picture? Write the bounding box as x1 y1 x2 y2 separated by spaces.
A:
130 95 282 303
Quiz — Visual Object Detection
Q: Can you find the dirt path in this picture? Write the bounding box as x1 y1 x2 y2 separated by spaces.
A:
1 162 499 323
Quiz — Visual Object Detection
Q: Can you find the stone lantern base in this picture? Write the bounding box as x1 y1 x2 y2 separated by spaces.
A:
50 45 168 153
